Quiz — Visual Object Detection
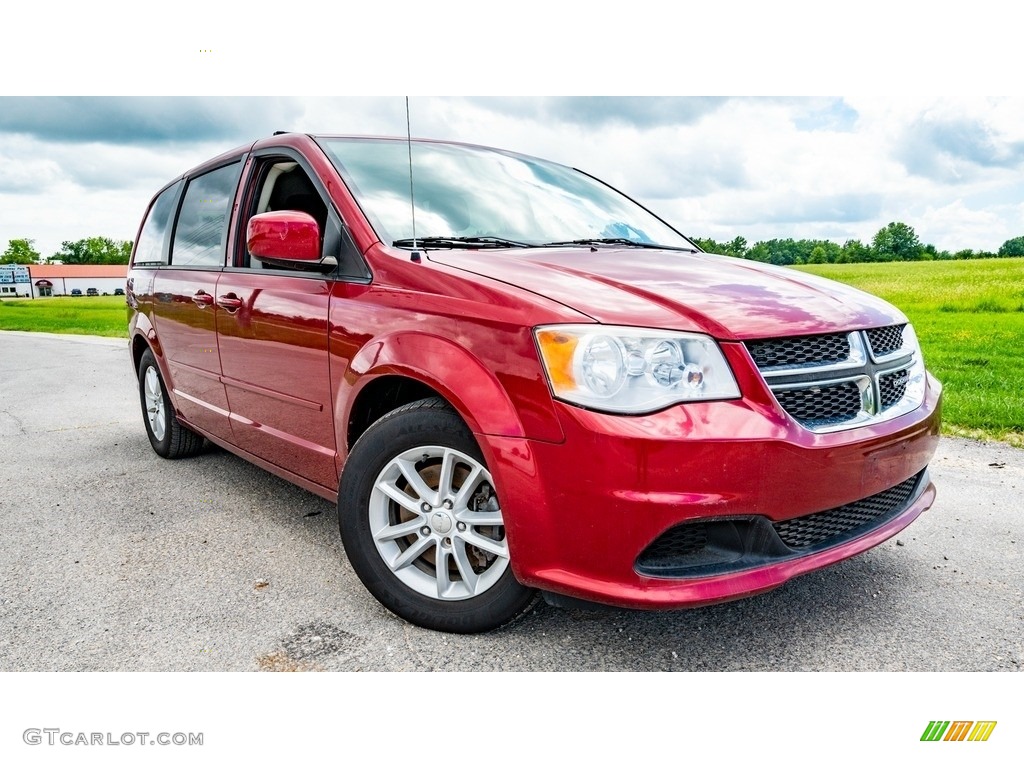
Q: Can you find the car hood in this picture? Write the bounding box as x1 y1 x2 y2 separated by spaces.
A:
428 248 906 340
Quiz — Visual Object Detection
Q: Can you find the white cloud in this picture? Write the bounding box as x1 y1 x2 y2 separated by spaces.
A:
918 200 1010 253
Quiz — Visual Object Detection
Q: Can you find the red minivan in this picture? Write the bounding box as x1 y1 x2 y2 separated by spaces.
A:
127 133 942 632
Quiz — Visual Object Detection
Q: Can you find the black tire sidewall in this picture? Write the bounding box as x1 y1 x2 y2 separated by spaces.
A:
138 348 173 457
338 399 534 634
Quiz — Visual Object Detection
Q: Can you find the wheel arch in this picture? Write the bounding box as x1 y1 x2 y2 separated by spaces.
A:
130 332 152 374
346 375 445 450
129 322 179 416
129 311 164 374
338 332 528 460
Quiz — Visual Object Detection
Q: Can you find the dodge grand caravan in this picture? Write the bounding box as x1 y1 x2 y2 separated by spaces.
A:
127 133 942 633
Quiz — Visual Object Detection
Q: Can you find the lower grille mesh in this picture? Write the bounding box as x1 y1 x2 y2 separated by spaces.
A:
772 474 920 548
637 524 708 567
635 473 924 576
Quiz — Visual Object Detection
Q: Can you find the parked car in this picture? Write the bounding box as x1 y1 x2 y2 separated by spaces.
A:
70 288 82 296
127 133 942 633
86 287 99 296
114 288 125 296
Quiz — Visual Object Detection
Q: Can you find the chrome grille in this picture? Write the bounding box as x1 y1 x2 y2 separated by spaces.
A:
745 325 920 432
747 333 850 369
775 381 862 427
866 325 905 357
773 474 920 548
879 369 909 408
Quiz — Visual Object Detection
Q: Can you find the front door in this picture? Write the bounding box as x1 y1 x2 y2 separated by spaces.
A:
217 154 339 490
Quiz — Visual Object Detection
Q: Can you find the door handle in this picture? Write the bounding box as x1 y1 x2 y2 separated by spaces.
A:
191 291 214 307
217 294 243 310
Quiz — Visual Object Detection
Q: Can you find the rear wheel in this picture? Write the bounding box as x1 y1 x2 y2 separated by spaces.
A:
137 348 205 459
339 397 535 633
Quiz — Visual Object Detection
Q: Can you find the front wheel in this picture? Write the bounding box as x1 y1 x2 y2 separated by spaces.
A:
338 397 535 633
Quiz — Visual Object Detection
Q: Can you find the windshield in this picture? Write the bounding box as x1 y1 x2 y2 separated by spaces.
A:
317 138 695 250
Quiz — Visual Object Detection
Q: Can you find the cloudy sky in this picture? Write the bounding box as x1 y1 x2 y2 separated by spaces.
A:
3 4 1021 260
3 95 1024 258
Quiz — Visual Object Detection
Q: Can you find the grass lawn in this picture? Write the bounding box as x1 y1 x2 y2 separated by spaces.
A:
796 258 1024 446
0 295 128 338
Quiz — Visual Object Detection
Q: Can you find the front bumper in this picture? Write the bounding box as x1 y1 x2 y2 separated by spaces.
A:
481 372 942 609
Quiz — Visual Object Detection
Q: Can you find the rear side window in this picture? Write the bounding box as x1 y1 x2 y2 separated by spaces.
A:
133 180 183 266
171 162 242 267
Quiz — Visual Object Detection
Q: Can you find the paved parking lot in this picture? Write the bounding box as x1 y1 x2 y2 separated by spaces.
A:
1 330 1021 671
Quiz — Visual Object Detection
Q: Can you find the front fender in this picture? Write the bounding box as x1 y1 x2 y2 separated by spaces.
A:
339 331 528 442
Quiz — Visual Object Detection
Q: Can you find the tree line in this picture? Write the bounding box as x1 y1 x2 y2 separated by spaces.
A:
1 237 133 265
694 224 1024 265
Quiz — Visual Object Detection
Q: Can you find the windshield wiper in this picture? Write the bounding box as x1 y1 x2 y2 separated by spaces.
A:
392 236 533 249
541 238 695 251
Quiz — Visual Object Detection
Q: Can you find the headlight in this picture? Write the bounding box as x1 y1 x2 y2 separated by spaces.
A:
901 324 927 407
535 325 740 414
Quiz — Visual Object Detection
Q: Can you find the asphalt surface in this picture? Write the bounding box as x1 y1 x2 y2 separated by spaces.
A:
1 330 1021 672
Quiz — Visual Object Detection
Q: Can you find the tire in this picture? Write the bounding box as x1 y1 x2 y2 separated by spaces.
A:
339 397 536 633
137 348 205 459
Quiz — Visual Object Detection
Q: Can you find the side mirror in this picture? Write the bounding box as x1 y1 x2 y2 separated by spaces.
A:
247 211 321 262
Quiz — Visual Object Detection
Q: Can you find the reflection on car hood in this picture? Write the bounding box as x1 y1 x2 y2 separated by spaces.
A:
429 247 906 340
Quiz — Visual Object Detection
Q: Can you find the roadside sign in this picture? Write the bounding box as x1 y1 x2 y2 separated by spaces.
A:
0 265 31 284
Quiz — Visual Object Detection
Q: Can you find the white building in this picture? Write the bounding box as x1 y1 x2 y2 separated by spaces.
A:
0 264 31 297
25 265 129 298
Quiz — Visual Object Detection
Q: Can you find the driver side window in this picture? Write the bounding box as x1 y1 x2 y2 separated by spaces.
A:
246 161 329 269
242 156 370 280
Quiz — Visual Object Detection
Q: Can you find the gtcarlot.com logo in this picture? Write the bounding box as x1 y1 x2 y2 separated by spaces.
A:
920 721 997 742
23 729 203 747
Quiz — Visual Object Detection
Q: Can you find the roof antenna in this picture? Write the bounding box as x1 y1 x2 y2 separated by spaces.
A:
405 96 421 263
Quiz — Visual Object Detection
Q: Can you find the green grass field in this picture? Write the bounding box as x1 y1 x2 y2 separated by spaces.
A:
0 295 128 338
796 258 1024 446
2 259 1022 444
